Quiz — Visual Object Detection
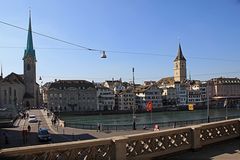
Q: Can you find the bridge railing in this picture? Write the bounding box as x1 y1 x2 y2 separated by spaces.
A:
194 119 240 149
1 119 240 160
65 115 240 131
0 138 114 160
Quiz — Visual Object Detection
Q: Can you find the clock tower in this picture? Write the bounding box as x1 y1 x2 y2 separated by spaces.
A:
23 13 37 108
174 43 186 82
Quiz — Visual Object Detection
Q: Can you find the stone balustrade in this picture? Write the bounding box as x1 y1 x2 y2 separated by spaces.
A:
1 119 240 160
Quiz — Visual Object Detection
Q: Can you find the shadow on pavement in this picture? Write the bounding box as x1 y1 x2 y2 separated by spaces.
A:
160 138 240 160
0 128 96 149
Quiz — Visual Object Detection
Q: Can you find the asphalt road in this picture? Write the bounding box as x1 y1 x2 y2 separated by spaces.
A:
0 109 70 149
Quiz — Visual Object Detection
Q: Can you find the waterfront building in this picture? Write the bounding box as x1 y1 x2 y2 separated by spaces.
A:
175 82 188 105
47 80 97 112
200 82 207 101
188 89 201 104
0 14 40 112
135 84 162 110
173 44 187 82
162 87 177 105
158 77 176 105
208 77 240 98
96 86 115 111
187 80 203 104
117 88 135 111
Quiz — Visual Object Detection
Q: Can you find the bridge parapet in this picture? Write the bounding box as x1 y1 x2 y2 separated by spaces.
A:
0 138 114 160
1 119 240 160
199 119 240 146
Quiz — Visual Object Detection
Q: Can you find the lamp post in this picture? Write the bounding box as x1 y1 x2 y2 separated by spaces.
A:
206 82 210 123
58 105 61 119
39 76 43 108
224 99 228 120
132 67 136 130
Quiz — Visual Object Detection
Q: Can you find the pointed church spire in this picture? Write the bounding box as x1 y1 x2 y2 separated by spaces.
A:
23 10 36 61
174 43 186 61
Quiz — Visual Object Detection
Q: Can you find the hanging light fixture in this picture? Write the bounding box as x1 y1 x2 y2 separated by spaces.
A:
101 51 107 58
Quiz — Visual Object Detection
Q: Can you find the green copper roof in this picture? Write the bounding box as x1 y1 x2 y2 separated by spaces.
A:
23 14 36 61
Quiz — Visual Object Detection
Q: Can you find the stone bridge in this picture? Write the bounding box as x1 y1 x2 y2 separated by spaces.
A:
0 119 239 160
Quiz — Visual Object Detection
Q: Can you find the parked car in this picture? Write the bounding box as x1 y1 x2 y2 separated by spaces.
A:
28 115 38 123
38 128 51 142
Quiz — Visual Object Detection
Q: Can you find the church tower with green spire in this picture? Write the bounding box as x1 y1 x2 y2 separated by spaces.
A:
23 12 37 108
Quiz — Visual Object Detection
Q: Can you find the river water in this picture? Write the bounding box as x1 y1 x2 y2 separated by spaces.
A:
61 108 240 125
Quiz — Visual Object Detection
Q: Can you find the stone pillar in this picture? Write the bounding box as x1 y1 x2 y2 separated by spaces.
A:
191 125 202 150
112 136 128 160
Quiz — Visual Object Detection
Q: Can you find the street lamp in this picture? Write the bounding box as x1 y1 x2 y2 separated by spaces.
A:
224 99 228 120
132 67 136 130
206 81 210 123
58 105 61 119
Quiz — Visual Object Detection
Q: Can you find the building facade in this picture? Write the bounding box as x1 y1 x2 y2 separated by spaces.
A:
96 86 115 111
135 84 162 110
0 73 25 117
175 82 188 105
47 80 97 112
162 87 177 105
208 77 240 98
117 88 136 111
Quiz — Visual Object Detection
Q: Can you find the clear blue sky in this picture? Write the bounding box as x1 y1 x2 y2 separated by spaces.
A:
0 0 240 84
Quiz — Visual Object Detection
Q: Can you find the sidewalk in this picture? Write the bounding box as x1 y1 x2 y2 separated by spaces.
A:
40 109 151 140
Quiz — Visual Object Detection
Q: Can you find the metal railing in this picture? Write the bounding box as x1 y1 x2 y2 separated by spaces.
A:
65 115 240 131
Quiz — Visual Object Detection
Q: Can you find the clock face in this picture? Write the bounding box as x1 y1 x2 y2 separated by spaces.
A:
25 56 33 63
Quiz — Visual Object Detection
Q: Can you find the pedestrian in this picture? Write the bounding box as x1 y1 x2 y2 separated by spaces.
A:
38 121 41 129
143 125 147 130
154 124 160 131
3 132 8 145
27 125 31 132
173 122 176 128
97 123 100 132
